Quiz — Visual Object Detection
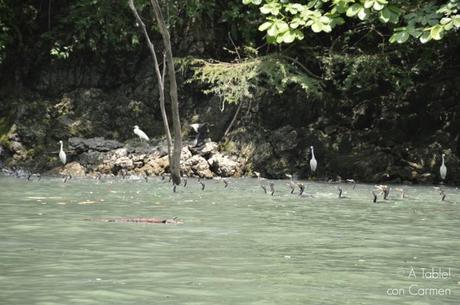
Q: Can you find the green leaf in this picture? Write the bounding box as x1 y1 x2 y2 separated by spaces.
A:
258 21 273 31
419 31 431 43
260 5 271 15
267 24 278 37
373 2 385 11
357 8 370 20
397 31 409 43
364 1 373 9
282 30 296 43
430 25 443 40
452 15 460 27
311 22 322 33
252 0 262 4
242 0 252 5
346 4 362 17
276 20 289 33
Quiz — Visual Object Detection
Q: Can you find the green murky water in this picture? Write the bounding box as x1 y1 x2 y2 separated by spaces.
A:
1 175 459 305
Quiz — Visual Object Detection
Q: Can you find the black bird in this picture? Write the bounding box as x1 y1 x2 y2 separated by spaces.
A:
198 177 205 190
190 123 209 147
298 183 305 196
269 182 275 196
372 191 378 203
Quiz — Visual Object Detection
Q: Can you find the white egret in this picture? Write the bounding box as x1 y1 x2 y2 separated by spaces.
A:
309 146 317 173
133 125 150 142
440 153 447 181
58 140 67 165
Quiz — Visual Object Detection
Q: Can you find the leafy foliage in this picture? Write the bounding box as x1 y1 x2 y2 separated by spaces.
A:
243 0 460 44
179 55 322 104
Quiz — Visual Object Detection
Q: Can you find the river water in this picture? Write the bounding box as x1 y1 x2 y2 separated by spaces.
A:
0 175 459 304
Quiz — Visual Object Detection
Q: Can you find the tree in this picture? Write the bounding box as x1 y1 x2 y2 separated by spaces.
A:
128 0 182 185
243 0 460 44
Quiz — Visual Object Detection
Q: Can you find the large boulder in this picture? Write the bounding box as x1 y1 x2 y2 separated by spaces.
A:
114 156 134 170
140 155 169 175
182 155 213 178
208 153 241 177
189 141 218 158
69 137 123 153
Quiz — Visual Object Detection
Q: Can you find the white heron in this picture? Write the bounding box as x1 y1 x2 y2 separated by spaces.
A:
440 153 447 181
58 140 66 165
133 125 150 142
309 146 317 173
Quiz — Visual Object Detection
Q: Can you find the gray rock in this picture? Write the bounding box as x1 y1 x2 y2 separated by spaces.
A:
208 153 240 177
182 155 213 178
69 137 123 153
78 150 104 167
189 141 218 158
114 157 134 170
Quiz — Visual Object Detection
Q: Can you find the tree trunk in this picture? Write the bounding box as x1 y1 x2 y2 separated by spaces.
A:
128 0 181 185
150 0 182 186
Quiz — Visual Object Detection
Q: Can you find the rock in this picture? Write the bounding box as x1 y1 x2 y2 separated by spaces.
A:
270 126 298 154
141 155 169 175
69 137 123 153
189 141 218 158
112 148 128 158
78 150 104 167
60 161 86 177
114 157 134 170
208 153 241 177
181 146 192 161
183 155 213 178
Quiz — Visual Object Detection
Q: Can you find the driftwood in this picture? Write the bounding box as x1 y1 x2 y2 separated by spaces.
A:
84 217 183 224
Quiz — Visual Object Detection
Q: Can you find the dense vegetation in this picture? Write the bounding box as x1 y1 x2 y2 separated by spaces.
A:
0 0 459 183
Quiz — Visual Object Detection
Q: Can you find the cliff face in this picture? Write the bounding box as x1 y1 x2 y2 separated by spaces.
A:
0 55 459 184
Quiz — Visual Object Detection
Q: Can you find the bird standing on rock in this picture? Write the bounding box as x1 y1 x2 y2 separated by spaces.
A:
309 146 317 174
58 140 67 165
133 125 150 142
440 153 447 181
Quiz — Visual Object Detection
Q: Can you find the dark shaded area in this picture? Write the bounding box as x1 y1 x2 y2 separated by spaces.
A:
0 1 459 184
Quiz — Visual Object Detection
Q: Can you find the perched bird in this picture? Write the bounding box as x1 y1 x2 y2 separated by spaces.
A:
133 125 150 142
190 123 208 147
309 146 317 173
440 153 447 181
58 140 67 165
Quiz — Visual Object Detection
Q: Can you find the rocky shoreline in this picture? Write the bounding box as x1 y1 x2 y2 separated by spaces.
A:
43 137 246 179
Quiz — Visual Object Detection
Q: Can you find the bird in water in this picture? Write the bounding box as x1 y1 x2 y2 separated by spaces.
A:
285 174 297 194
337 186 347 199
394 188 406 199
63 174 72 183
133 125 150 142
58 140 67 165
255 171 267 194
309 146 317 174
269 182 275 196
372 191 378 203
375 185 390 200
297 183 305 196
440 153 447 181
440 189 446 201
198 177 205 190
345 179 356 190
